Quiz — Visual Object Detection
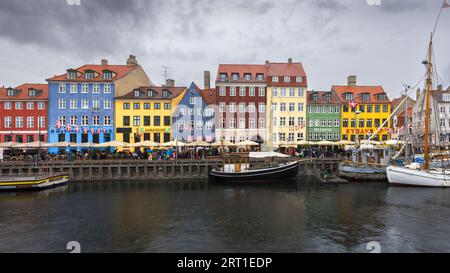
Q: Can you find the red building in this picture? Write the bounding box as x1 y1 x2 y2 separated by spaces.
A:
0 84 48 143
215 64 267 143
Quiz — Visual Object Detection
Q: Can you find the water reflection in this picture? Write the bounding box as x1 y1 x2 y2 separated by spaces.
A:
1 178 450 252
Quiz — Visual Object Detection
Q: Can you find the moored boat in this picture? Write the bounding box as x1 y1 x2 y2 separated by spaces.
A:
337 161 387 181
0 173 69 191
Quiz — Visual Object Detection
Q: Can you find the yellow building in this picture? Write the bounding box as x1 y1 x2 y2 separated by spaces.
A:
332 76 391 142
266 60 308 144
114 86 186 147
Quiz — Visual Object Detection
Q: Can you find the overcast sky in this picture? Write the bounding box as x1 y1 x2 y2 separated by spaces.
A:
0 0 449 98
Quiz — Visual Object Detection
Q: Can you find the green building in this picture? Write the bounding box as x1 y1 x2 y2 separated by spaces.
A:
306 91 341 141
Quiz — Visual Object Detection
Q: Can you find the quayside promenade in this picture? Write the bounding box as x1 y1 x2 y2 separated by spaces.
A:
0 158 341 182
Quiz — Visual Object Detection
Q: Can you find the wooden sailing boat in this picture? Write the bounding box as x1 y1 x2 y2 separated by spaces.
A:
387 3 450 187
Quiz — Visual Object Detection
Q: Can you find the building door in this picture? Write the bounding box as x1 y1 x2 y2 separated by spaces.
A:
144 133 151 141
93 133 100 144
70 134 77 143
164 133 170 143
123 133 130 143
58 133 65 142
82 134 88 143
27 135 34 143
15 135 23 143
104 133 111 142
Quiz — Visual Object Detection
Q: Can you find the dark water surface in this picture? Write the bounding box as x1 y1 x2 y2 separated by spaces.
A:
1 177 450 253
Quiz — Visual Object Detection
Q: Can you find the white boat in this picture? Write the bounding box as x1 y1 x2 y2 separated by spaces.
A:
387 164 450 187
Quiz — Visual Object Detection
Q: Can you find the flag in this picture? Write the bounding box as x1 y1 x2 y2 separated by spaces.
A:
349 101 358 109
444 0 450 9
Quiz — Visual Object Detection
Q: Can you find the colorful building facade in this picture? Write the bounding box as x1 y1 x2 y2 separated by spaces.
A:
266 59 308 144
46 56 152 151
0 84 48 143
306 91 341 141
172 82 216 143
332 76 391 142
114 86 186 145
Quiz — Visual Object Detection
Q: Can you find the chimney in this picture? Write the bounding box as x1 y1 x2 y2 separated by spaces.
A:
265 60 269 66
166 79 175 87
347 75 357 86
416 88 421 100
127 55 138 66
101 59 108 66
288 58 292 64
437 84 443 91
204 70 211 90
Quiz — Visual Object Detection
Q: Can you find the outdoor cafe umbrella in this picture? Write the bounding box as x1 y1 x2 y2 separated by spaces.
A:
337 140 356 145
0 141 17 148
237 140 259 146
44 141 77 147
211 140 236 147
186 140 211 147
130 140 160 147
315 140 337 146
295 140 311 146
161 140 186 147
12 141 48 149
78 142 94 148
93 140 129 148
360 140 382 145
384 139 404 146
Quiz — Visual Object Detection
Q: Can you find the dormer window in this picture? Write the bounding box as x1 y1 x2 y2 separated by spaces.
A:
324 93 331 102
256 73 264 81
443 94 450 102
311 93 319 102
296 76 303 83
7 88 15 96
244 73 252 81
272 76 279 82
28 89 37 97
103 71 113 80
85 71 95 79
343 93 354 101
134 89 141 97
219 73 227 81
284 76 291 83
67 70 77 79
147 90 156 97
361 93 371 102
231 73 239 81
377 93 386 101
162 90 170 98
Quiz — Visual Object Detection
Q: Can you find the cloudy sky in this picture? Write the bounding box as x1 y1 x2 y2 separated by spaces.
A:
0 0 449 98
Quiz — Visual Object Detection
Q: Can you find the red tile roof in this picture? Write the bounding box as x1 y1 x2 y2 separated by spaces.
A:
331 85 390 103
0 83 48 100
47 64 137 82
267 62 306 77
307 91 341 104
216 64 267 82
199 88 216 105
115 86 186 100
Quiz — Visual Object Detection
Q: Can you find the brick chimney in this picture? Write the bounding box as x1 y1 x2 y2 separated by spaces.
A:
265 60 269 66
347 75 357 86
101 59 108 66
288 58 292 64
127 55 138 66
204 70 211 90
166 79 175 87
437 84 443 91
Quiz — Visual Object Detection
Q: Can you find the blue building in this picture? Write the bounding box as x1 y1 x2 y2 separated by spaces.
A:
46 57 152 153
172 82 216 143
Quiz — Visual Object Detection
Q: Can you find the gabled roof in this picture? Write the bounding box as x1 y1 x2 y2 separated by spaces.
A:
430 89 450 102
0 83 48 100
199 88 216 105
267 62 306 77
331 85 390 103
216 64 267 82
47 64 137 82
115 86 186 100
307 90 341 104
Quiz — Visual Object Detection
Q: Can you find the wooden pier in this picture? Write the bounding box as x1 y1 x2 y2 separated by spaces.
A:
0 158 341 182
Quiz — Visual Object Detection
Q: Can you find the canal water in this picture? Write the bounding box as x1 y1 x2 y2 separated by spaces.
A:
1 177 450 253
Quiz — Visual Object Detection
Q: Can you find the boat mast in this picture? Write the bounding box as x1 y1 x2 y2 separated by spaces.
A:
423 33 433 171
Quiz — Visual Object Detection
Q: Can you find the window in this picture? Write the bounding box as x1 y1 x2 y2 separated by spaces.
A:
248 102 256 113
163 90 170 98
367 105 373 113
70 84 77 93
377 94 387 101
259 87 265 97
164 103 171 110
85 72 94 79
230 102 236 113
382 104 388 112
147 90 156 97
133 116 140 126
219 86 226 96
81 83 88 93
281 88 286 97
70 99 77 109
154 103 161 109
296 76 303 83
256 73 264 81
359 105 365 113
15 102 23 110
298 103 304 112
190 97 197 105
231 73 239 81
249 118 256 129
374 119 380 127
239 118 246 129
343 93 354 101
58 99 66 109
104 116 111 126
289 103 295 112
284 76 290 83
144 103 151 109
134 90 141 97
272 88 278 97
366 119 373 127
123 102 130 110
239 86 246 96
375 105 381 113
259 103 265 113
92 99 100 111
81 99 89 109
244 73 251 81
280 103 286 112
249 87 256 96
104 84 111 93
205 108 214 117
4 102 12 109
70 116 77 126
272 76 279 82
4 116 12 128
7 89 15 96
289 117 295 126
123 116 130 126
104 100 111 109
15 116 23 128
81 116 89 126
229 118 236 128
103 72 112 80
26 102 34 110
230 87 236 96
361 93 370 101
258 118 265 128
280 117 286 126
359 119 365 128
92 116 100 126
93 84 100 93
58 116 66 126
289 88 295 97
219 102 226 112
164 116 171 126
343 118 349 127
38 117 45 128
142 116 150 126
133 102 140 109
59 83 66 93
154 116 161 126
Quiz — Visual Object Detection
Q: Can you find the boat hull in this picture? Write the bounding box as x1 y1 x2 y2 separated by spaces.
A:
209 161 299 183
337 162 387 181
0 174 70 191
387 166 450 188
